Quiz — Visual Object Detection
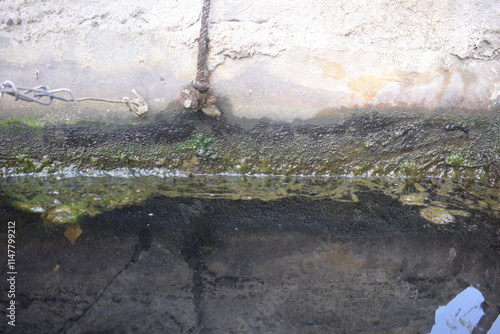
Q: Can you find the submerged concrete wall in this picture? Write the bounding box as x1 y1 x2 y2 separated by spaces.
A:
0 0 499 121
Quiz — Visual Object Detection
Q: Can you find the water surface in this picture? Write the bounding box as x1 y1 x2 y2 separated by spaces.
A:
1 174 499 333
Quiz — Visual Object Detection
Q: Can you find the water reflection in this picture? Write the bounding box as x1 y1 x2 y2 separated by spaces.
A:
430 286 500 334
0 175 498 333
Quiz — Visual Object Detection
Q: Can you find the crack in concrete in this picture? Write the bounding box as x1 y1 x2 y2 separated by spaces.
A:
57 223 152 334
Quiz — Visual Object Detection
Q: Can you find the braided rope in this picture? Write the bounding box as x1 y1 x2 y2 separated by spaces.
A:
196 0 211 84
179 0 220 117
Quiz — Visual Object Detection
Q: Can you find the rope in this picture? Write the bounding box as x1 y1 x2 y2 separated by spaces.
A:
179 0 221 117
0 80 148 116
3 1 216 117
196 0 211 85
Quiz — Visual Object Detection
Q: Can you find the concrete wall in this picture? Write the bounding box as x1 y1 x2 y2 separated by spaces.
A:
1 0 499 121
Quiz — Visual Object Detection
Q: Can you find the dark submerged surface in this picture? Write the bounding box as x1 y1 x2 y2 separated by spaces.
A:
1 175 499 333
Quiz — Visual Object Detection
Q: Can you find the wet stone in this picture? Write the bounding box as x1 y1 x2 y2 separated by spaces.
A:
1 176 499 333
0 110 498 332
1 111 498 182
420 206 455 224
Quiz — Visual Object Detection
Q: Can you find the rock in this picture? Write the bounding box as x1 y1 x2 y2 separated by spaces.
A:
419 206 454 225
45 205 86 225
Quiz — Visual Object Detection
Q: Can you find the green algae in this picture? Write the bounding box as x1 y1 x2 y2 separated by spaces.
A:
400 193 427 206
0 118 44 129
419 207 455 225
178 133 214 153
45 205 87 225
2 175 498 228
1 111 497 181
419 206 470 225
0 110 498 233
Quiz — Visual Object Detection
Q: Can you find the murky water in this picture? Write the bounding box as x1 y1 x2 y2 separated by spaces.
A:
1 174 499 333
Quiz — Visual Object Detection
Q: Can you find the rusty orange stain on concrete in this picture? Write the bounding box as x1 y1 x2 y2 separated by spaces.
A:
314 56 347 80
322 61 347 80
348 70 435 101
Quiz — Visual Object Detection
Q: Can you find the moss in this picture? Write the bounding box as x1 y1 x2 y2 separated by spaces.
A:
260 156 273 174
74 120 107 127
222 154 237 168
179 133 213 152
352 163 374 176
399 162 422 178
446 152 468 167
4 174 496 226
12 153 55 174
0 111 497 182
234 158 253 174
44 205 87 225
400 193 427 206
171 133 216 166
0 118 44 128
419 206 455 225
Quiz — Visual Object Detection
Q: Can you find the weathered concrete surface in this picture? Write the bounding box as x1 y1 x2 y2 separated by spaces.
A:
1 0 499 121
1 192 499 333
1 111 498 183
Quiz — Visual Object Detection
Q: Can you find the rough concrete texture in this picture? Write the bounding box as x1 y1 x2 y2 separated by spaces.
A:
1 0 499 121
1 111 499 183
1 193 499 333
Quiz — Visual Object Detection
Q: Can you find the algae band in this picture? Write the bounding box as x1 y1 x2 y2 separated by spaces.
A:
0 174 499 333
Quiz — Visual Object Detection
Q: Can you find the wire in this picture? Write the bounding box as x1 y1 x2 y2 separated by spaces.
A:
0 80 81 111
0 80 148 116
